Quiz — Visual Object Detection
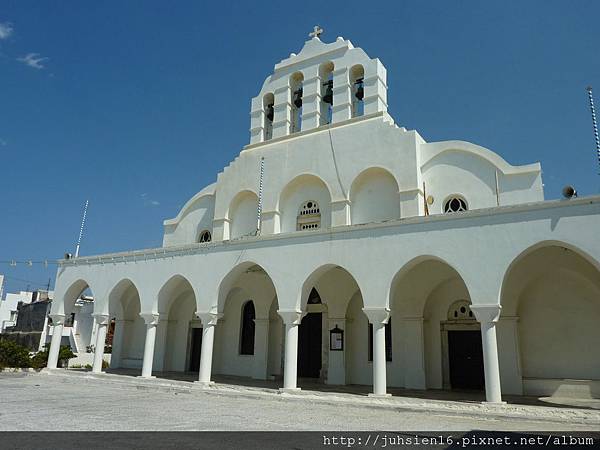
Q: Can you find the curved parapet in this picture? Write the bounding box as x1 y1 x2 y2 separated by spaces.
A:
421 140 543 213
163 182 216 247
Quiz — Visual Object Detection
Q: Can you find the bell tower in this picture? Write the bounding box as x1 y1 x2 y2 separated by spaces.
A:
249 28 388 145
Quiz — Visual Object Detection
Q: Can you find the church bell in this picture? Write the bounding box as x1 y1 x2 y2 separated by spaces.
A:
266 103 274 121
355 78 364 101
322 80 333 105
293 88 303 108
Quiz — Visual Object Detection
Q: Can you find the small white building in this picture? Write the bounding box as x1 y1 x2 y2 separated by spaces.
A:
46 31 600 403
0 288 50 334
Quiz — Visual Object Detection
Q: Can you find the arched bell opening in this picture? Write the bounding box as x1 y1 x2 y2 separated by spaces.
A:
350 64 365 118
289 72 304 134
262 92 274 141
319 62 334 125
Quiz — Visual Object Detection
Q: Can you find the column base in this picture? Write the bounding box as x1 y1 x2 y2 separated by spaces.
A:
194 380 215 386
137 375 156 379
368 393 392 398
482 401 507 406
279 387 302 394
91 370 105 375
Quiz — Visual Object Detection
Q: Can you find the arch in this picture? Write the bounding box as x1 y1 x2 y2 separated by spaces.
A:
289 71 304 133
157 274 196 314
350 167 400 225
156 275 197 372
228 190 259 239
216 261 279 315
239 300 256 355
389 255 475 390
61 279 95 316
278 173 332 233
499 241 600 395
442 195 468 214
500 240 600 311
213 261 281 380
263 92 274 141
197 229 212 243
349 64 365 118
319 61 334 125
107 278 144 370
297 263 365 386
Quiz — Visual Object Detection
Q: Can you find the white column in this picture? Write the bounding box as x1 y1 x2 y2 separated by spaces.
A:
46 314 65 369
363 308 391 397
301 71 322 131
139 314 159 378
92 314 109 374
471 304 504 404
278 310 302 392
89 316 98 348
195 312 220 385
331 67 351 123
253 318 270 380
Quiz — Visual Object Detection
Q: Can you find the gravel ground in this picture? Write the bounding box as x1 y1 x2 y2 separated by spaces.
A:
1 372 598 432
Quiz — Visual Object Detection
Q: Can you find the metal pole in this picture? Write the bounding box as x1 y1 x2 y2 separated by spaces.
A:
257 158 265 235
586 86 600 175
75 200 89 258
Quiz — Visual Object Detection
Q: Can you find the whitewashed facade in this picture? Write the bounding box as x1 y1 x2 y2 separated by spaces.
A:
46 34 600 403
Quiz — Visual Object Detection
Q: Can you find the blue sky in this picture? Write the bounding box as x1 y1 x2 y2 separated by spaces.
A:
1 1 599 295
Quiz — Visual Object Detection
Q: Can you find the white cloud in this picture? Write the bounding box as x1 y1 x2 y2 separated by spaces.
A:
141 193 160 207
18 53 49 69
0 22 13 40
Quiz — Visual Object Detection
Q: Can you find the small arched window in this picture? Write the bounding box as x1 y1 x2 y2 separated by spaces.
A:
198 230 212 243
443 196 468 214
297 200 321 231
240 301 255 355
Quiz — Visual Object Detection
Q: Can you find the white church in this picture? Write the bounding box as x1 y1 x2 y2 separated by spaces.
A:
46 29 600 404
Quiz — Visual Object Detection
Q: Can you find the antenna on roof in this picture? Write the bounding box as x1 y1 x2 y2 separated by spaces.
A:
586 86 600 175
74 199 89 258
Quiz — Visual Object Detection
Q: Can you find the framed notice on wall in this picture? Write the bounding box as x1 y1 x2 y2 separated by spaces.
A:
330 325 344 351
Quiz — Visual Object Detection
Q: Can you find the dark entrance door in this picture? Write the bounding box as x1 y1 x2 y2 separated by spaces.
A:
189 327 203 372
298 312 322 378
448 330 485 390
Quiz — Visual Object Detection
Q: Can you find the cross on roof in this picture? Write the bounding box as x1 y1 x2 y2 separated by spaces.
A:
309 25 323 39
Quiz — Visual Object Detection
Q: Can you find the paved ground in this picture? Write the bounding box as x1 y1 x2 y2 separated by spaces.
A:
1 372 599 432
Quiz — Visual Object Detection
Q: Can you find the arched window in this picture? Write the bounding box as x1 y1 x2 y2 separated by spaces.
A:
319 62 334 125
443 196 468 214
350 64 365 118
263 92 274 141
240 301 255 355
297 200 321 231
290 72 304 134
198 230 211 243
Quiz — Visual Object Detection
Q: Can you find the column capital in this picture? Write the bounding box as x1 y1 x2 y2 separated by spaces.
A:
470 304 502 324
49 314 65 325
277 309 303 325
92 314 110 326
196 312 221 327
362 307 390 325
140 313 160 326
